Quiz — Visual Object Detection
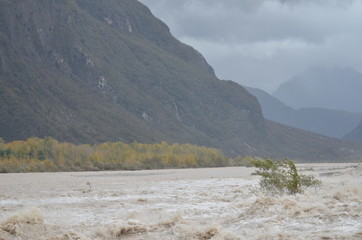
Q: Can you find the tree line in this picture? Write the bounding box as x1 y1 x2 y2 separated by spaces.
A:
0 137 243 173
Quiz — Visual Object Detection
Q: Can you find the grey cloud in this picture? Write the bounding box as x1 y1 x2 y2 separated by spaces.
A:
141 0 355 44
140 0 362 92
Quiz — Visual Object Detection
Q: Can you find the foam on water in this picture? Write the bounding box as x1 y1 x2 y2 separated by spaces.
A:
1 165 361 239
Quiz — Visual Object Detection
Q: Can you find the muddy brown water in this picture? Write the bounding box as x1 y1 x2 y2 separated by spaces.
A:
0 164 361 239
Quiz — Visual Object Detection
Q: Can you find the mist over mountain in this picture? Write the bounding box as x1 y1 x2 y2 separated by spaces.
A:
273 67 362 113
139 0 362 93
246 86 362 139
0 0 361 161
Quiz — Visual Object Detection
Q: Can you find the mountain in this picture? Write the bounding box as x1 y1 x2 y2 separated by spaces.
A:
273 67 362 113
344 121 362 143
246 86 362 138
0 0 361 161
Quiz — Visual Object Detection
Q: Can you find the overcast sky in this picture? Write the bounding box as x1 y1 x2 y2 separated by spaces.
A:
139 0 362 93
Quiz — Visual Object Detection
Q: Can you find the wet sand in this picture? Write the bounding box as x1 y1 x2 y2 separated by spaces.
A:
0 163 361 239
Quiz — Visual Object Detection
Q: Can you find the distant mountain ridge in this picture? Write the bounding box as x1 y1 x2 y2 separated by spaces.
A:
344 121 362 143
0 0 361 161
246 86 362 139
273 67 362 113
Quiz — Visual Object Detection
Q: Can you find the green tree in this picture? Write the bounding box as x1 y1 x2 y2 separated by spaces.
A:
252 158 321 195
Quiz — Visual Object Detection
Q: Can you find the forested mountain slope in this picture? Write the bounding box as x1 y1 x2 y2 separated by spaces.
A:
0 0 361 161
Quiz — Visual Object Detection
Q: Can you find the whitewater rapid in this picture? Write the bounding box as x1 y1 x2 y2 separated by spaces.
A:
0 164 361 239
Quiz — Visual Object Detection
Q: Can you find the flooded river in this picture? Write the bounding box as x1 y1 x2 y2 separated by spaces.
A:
0 164 361 239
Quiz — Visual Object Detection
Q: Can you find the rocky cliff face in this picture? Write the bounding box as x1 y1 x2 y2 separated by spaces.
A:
0 0 361 161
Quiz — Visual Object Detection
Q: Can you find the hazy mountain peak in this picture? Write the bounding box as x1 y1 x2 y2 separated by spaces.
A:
246 86 362 139
273 66 362 112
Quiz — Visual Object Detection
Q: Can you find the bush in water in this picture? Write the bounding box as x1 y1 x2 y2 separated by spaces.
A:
252 158 321 195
